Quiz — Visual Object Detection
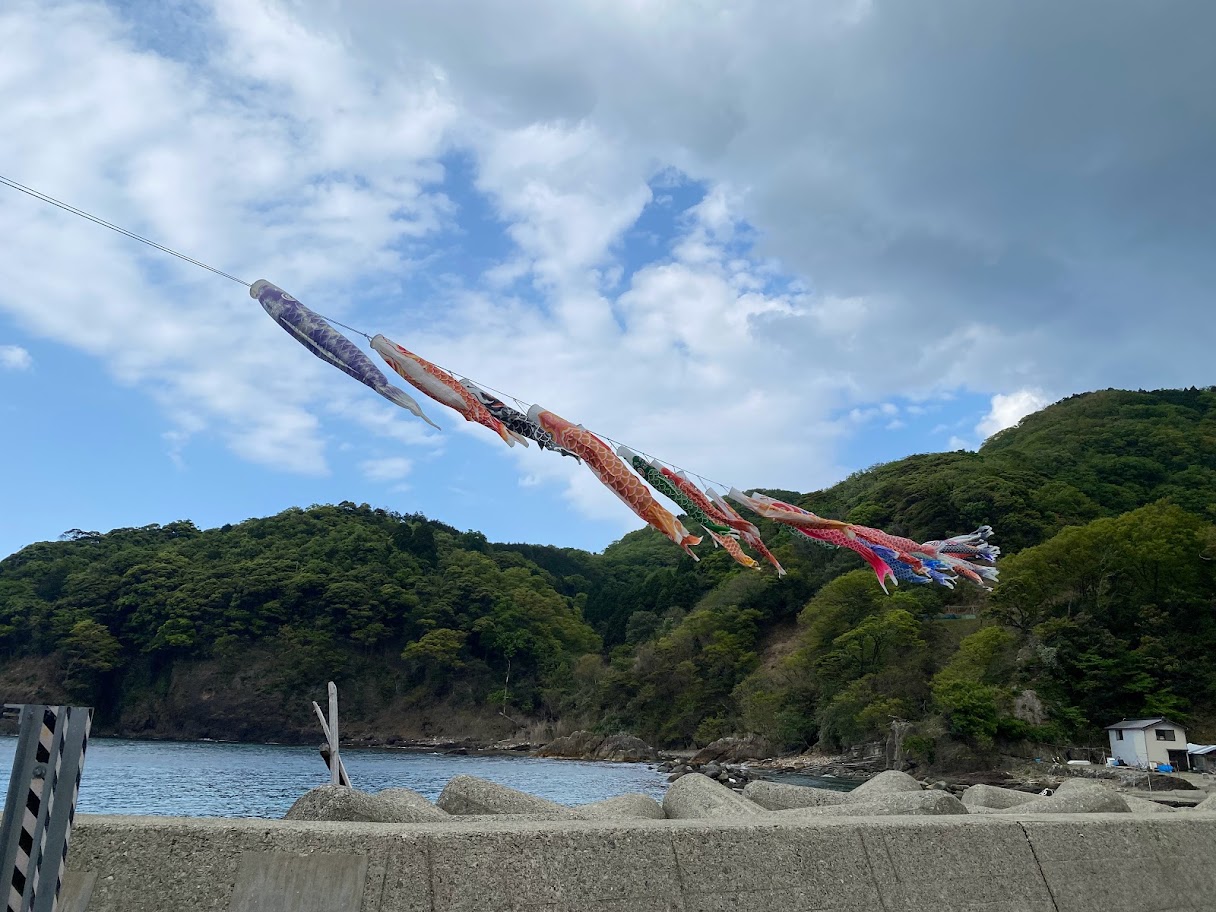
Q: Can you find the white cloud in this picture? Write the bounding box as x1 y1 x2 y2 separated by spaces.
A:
0 0 455 476
359 456 414 483
977 389 1051 440
0 345 32 371
2 0 1210 541
947 435 973 452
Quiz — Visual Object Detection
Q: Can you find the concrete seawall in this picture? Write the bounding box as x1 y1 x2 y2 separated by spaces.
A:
66 812 1216 911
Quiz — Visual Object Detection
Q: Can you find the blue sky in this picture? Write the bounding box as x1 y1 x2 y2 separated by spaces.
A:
2 0 1213 559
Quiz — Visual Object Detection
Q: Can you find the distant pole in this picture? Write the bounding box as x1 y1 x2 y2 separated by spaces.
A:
327 682 341 786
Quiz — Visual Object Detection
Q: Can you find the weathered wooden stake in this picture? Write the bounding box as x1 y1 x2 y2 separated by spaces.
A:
327 682 341 786
310 684 350 787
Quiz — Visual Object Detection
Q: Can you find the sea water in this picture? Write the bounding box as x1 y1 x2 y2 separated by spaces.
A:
0 736 670 818
0 736 855 818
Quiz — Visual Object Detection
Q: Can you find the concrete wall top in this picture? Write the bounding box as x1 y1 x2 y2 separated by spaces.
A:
67 812 1216 912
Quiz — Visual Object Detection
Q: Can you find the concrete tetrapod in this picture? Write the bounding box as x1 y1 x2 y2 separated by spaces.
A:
960 783 1039 810
436 775 584 818
1120 795 1176 814
284 785 446 823
574 793 666 819
775 790 969 818
846 769 924 800
662 772 767 819
742 779 849 810
993 779 1130 815
375 788 450 820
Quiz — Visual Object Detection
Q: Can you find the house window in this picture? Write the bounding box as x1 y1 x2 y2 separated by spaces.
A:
1115 730 1124 741
1155 729 1176 742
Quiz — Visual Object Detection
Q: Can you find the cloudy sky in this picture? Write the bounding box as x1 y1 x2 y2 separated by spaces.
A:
1 0 1212 558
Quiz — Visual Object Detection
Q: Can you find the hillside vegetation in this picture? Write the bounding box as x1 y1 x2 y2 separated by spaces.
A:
1 387 1214 760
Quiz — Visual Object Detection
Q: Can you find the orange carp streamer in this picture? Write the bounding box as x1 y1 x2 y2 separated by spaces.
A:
704 487 787 577
371 335 517 447
707 528 760 570
525 405 701 558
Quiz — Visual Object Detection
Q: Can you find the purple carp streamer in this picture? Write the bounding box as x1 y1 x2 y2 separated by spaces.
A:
251 280 439 429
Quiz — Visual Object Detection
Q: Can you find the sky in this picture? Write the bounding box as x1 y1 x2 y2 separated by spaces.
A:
1 0 1213 559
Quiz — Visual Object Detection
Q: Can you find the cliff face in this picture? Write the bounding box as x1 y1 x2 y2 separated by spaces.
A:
0 646 527 746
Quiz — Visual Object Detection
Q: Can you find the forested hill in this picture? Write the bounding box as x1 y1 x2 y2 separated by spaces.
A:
1 387 1214 760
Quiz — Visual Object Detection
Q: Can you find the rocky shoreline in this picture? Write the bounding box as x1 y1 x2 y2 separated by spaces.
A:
335 730 1216 805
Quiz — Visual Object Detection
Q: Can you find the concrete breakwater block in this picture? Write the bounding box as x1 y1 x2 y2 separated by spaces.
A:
1194 792 1216 812
847 769 923 800
776 790 968 818
742 779 849 810
437 774 583 818
575 793 666 819
284 785 446 823
662 772 766 819
961 783 1039 810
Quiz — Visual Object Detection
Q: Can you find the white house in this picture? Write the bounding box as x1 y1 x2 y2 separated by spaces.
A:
1105 718 1190 770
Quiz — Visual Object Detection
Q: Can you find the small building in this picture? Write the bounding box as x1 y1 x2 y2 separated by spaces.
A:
1189 743 1216 774
1104 718 1190 770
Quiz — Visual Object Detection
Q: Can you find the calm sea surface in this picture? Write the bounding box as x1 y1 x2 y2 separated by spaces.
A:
0 736 854 818
0 737 674 818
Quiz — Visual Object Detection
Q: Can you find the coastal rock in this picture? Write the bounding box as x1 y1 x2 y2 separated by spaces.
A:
536 731 657 762
663 772 767 819
689 735 771 766
961 783 1038 810
284 785 446 823
596 734 658 762
536 731 603 759
576 793 666 819
777 790 968 818
847 769 923 800
742 780 849 811
437 775 582 818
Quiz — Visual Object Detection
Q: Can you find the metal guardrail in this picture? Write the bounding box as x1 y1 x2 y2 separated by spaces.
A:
0 705 92 912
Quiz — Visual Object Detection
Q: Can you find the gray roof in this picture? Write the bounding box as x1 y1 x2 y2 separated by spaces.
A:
1188 744 1216 756
1104 717 1185 731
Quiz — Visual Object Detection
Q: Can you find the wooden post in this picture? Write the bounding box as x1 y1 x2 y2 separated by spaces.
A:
311 690 350 787
311 700 350 787
327 682 341 786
